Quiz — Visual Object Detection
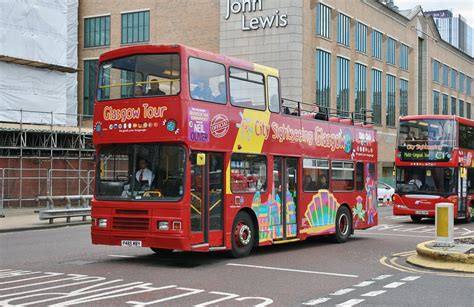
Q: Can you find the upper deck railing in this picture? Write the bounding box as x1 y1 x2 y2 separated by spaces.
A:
281 98 375 126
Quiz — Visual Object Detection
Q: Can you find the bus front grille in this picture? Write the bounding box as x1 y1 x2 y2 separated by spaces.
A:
113 217 150 231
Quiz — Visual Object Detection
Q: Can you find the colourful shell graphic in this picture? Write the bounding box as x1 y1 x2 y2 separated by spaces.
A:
305 190 340 228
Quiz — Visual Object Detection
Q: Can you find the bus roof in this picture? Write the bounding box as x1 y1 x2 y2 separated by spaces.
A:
400 114 474 125
98 44 279 76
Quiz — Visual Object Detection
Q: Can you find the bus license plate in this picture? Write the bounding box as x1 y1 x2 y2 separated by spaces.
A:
415 210 428 215
121 240 142 247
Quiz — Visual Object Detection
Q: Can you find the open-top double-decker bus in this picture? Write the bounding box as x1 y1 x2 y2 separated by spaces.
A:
91 44 378 257
394 115 474 222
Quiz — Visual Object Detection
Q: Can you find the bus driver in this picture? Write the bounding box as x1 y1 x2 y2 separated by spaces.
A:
136 159 155 187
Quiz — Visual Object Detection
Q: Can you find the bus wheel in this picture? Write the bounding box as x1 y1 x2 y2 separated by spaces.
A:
231 212 255 258
150 248 174 256
333 206 352 243
410 215 422 222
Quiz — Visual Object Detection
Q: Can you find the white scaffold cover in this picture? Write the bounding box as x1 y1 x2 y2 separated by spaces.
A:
0 0 79 126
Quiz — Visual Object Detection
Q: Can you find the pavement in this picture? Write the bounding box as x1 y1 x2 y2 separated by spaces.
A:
0 206 473 306
407 237 474 273
0 207 90 233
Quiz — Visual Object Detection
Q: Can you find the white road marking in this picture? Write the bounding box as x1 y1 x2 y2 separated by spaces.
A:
226 263 358 278
302 297 331 305
0 272 64 285
108 255 135 258
401 276 420 281
127 287 205 305
373 274 392 280
336 298 365 306
353 280 376 287
361 290 387 297
360 232 433 238
194 291 239 306
330 288 355 296
384 282 406 288
235 297 274 306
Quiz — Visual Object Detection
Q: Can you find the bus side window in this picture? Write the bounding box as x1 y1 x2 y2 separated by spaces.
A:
331 161 355 191
268 76 280 113
356 162 364 191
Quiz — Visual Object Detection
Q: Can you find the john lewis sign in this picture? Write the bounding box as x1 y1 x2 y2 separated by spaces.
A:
224 0 288 31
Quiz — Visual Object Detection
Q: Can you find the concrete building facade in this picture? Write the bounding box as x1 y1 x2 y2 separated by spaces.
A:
78 0 474 182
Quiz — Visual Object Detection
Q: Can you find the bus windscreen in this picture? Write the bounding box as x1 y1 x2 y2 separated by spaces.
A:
397 119 455 162
396 166 457 195
97 54 180 101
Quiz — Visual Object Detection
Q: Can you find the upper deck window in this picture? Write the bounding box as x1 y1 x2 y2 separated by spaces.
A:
398 119 455 162
229 67 266 111
268 76 280 113
97 54 180 101
189 57 227 104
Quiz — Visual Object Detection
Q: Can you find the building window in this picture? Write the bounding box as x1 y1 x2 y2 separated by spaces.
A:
432 59 440 82
386 37 396 65
432 91 440 115
83 59 98 116
355 22 367 53
372 30 383 60
459 73 465 93
84 15 110 48
386 74 396 126
459 99 465 117
467 77 472 96
467 102 472 119
121 10 150 44
451 97 457 115
355 63 367 119
372 69 382 124
400 79 408 117
316 49 331 109
400 43 408 70
316 3 331 39
451 69 457 89
230 154 267 193
442 94 449 115
337 13 350 47
442 64 449 86
336 57 350 117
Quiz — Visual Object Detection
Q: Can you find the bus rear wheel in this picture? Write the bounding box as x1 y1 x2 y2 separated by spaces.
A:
410 215 423 222
230 212 255 258
150 248 174 256
333 206 352 243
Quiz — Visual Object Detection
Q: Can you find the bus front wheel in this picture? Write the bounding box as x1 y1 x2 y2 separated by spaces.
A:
333 206 352 243
231 212 255 258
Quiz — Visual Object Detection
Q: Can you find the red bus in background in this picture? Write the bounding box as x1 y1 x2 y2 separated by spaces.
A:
91 44 378 257
394 115 474 223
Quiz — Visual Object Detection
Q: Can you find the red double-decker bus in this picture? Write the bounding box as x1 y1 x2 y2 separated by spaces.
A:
91 44 378 257
394 115 474 222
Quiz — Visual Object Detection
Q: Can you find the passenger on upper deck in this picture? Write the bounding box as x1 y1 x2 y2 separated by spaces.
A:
191 79 212 101
135 84 145 96
147 79 166 96
214 82 226 103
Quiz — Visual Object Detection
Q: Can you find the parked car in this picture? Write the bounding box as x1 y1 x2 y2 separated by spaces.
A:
377 182 395 203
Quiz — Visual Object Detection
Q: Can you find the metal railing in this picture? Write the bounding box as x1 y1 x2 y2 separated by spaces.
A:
0 168 95 209
281 98 375 125
1 108 93 128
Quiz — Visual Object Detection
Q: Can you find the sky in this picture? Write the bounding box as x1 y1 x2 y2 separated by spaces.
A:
395 0 474 26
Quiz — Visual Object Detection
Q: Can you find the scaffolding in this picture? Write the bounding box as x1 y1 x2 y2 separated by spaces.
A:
0 109 95 209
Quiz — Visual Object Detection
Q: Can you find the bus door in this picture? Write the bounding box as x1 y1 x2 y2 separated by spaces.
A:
190 152 224 247
274 157 298 239
458 167 468 218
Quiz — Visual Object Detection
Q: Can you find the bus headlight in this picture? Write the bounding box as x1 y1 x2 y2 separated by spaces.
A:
158 221 169 230
98 218 108 228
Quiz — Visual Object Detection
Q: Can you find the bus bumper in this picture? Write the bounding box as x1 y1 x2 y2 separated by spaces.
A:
91 229 191 251
393 204 435 217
